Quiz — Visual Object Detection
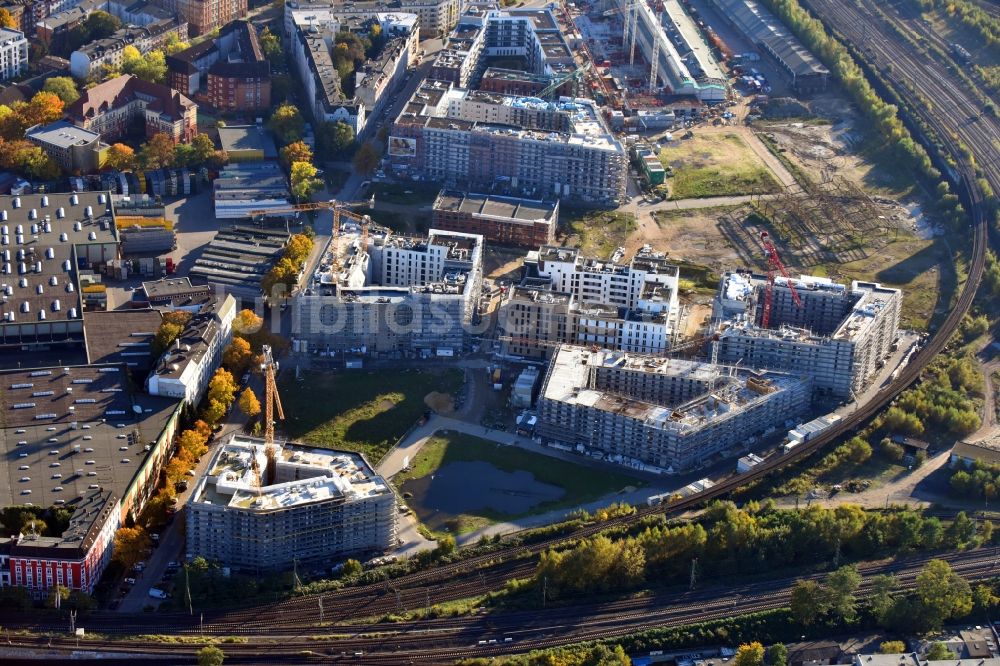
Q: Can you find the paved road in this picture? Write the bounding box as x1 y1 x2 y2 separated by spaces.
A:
117 380 259 613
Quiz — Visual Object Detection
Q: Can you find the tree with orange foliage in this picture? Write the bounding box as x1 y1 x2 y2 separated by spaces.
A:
233 309 263 336
138 133 176 170
105 143 136 171
280 140 313 168
20 92 64 128
222 337 252 375
191 419 212 441
0 8 16 29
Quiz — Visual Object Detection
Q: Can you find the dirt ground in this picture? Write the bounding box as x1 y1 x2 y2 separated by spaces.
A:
425 391 455 414
630 206 744 270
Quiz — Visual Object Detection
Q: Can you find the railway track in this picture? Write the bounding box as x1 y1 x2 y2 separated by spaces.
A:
11 548 1000 663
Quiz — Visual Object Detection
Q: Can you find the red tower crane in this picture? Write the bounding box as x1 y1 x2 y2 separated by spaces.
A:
759 231 802 329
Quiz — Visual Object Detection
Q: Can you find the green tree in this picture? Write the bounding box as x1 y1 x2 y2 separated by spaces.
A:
925 643 952 661
826 564 862 622
734 642 765 666
352 141 380 175
317 120 355 154
879 641 906 654
197 645 225 666
139 133 177 170
911 559 973 631
190 133 216 164
163 33 189 55
435 534 456 557
290 161 322 202
260 27 282 66
46 585 70 609
789 579 828 625
342 558 363 577
268 103 304 144
767 643 788 666
945 511 978 548
123 49 167 83
42 77 80 104
973 583 999 618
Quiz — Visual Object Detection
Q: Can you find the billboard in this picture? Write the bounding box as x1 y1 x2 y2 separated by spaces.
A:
388 136 417 157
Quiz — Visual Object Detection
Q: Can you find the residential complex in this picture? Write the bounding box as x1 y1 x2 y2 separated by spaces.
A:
498 246 680 358
537 345 812 473
285 6 418 137
432 190 558 248
146 293 237 405
69 18 188 80
154 0 246 36
712 273 901 398
166 20 271 113
296 228 484 357
186 436 396 570
399 0 461 38
66 75 198 143
0 28 27 80
0 364 181 597
428 6 576 89
26 120 105 173
390 80 627 204
0 192 118 353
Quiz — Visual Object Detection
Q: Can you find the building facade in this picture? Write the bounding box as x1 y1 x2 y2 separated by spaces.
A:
432 190 557 248
153 0 246 36
400 0 461 38
69 19 188 80
26 120 104 173
186 436 396 570
537 345 812 473
712 273 901 398
391 80 627 204
66 75 198 142
0 28 27 80
146 294 237 404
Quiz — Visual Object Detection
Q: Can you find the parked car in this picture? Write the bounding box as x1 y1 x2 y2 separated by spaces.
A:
148 588 168 599
124 577 136 585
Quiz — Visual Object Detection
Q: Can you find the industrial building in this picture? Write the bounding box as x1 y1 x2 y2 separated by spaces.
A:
216 126 279 163
712 273 901 398
296 228 483 358
186 435 396 570
189 225 289 297
432 190 558 248
537 345 811 473
285 6 418 137
212 162 290 219
0 192 119 353
707 0 829 93
612 0 726 101
83 309 162 374
0 363 181 597
146 293 236 404
498 246 680 359
391 80 627 204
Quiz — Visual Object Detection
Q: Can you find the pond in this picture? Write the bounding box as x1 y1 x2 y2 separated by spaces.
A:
401 460 565 530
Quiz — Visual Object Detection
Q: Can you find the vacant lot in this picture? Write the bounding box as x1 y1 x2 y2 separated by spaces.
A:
279 368 463 463
660 133 781 199
396 433 640 534
559 209 636 259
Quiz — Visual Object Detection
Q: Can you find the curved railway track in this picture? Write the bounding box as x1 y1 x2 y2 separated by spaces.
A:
6 0 996 659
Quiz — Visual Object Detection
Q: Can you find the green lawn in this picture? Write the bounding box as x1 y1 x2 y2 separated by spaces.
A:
558 209 636 259
396 432 642 533
370 182 440 206
660 133 781 199
279 369 463 463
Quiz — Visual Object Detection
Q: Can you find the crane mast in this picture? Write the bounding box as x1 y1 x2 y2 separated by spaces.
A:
759 231 802 329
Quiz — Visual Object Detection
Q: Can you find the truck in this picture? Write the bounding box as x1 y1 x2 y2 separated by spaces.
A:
491 367 503 391
165 257 176 274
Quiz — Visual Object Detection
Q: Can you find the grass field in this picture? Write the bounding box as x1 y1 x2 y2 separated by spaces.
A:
395 432 641 534
279 368 463 463
559 209 636 259
660 133 781 199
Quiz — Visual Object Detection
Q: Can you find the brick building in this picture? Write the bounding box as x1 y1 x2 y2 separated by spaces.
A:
432 190 557 248
66 75 197 142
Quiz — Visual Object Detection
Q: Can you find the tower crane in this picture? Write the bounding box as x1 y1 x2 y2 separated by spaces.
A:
252 343 284 489
759 231 802 329
537 63 592 99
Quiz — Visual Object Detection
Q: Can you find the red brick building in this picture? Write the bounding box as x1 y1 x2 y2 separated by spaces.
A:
432 190 559 249
65 75 198 143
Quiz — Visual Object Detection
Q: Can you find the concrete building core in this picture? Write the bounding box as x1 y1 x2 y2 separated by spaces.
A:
186 436 397 570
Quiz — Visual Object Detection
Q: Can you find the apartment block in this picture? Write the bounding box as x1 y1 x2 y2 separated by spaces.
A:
0 28 27 80
153 0 246 36
286 6 417 137
296 228 484 357
26 120 104 173
146 293 236 405
391 80 626 204
69 19 188 80
66 75 198 142
399 0 461 38
186 436 396 570
166 20 270 113
712 272 901 398
537 345 812 472
432 190 557 248
498 247 680 359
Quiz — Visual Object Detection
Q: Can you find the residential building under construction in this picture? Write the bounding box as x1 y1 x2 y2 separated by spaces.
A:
712 273 901 399
537 345 811 473
185 436 397 570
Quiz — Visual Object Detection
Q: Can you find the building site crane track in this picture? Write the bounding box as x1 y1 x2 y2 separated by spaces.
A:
4 0 995 658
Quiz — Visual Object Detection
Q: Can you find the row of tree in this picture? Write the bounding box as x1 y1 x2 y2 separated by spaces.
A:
261 233 315 297
534 501 991 601
888 352 983 437
951 459 1000 500
911 0 1000 48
